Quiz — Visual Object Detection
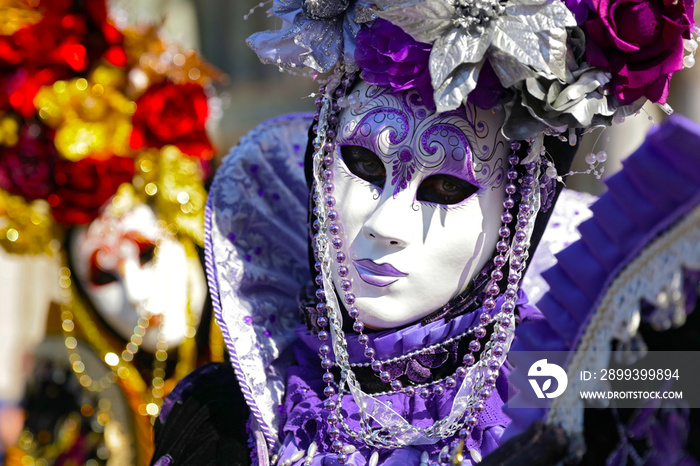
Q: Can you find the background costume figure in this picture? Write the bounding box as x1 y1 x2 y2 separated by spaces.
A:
0 1 225 464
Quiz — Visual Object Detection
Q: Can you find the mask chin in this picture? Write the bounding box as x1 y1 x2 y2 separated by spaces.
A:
68 203 207 353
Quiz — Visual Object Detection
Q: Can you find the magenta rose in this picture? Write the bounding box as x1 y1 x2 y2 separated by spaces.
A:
584 0 694 105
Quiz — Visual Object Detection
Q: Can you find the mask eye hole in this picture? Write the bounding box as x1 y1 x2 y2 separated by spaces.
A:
417 174 478 205
139 244 156 266
339 145 386 189
89 251 118 286
123 232 157 266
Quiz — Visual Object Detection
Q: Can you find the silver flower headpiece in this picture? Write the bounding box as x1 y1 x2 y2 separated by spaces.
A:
247 0 698 140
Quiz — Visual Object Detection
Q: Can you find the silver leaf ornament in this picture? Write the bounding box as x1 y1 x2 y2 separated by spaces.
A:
492 0 574 83
434 62 482 112
430 27 494 91
375 0 455 43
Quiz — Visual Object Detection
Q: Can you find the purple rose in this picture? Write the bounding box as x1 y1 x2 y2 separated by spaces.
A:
355 18 435 110
584 0 694 105
467 60 506 111
355 19 506 112
563 0 593 24
0 124 56 200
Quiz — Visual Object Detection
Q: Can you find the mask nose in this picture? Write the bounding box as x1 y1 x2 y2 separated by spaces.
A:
361 190 414 249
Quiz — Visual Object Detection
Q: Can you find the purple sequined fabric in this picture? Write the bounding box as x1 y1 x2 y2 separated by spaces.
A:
279 293 539 463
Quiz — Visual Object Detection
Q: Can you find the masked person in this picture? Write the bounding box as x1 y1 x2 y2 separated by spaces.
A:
0 2 224 463
151 1 700 465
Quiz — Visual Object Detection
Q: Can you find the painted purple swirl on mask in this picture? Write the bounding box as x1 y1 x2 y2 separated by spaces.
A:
338 82 507 194
345 108 410 146
420 124 471 159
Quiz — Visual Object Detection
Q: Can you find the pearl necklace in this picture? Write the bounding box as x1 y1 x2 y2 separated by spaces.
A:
57 246 199 421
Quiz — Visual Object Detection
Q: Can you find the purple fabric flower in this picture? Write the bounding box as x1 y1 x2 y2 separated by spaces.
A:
564 0 593 24
467 60 506 111
355 18 506 112
355 18 434 109
584 0 695 105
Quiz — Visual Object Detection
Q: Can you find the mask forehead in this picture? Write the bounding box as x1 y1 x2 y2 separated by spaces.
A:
337 81 507 193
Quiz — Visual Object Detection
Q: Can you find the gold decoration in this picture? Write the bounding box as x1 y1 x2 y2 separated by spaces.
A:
34 72 135 161
0 188 57 255
0 0 43 36
209 313 226 363
0 113 20 146
133 146 206 246
106 183 142 219
121 25 227 94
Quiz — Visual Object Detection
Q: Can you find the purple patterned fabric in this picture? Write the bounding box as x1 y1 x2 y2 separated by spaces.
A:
279 293 538 464
205 113 315 451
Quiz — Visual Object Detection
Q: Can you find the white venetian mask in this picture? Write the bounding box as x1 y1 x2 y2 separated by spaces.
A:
330 81 509 329
70 203 206 352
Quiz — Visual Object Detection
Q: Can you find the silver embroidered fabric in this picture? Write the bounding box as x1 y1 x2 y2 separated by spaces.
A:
246 0 371 73
208 113 313 448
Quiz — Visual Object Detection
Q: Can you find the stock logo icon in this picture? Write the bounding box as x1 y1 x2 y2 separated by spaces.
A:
528 359 568 399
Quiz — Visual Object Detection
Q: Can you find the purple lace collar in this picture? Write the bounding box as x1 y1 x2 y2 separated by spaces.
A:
298 290 530 364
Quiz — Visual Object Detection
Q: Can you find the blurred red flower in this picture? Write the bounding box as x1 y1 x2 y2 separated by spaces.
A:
0 0 125 72
0 123 56 200
130 81 214 159
51 155 133 225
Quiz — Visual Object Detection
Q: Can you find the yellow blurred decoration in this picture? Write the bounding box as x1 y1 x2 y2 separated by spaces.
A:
33 71 135 161
0 188 56 255
0 0 43 36
133 146 206 246
0 113 20 146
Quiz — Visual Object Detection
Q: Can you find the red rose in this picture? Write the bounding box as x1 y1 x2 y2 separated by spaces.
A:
130 81 214 159
0 124 56 200
0 67 69 117
0 0 125 71
584 0 694 105
51 155 133 225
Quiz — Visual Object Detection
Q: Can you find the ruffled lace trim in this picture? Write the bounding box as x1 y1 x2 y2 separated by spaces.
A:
504 115 700 440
